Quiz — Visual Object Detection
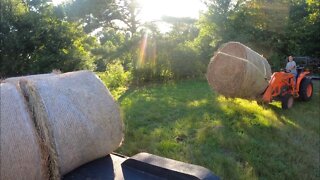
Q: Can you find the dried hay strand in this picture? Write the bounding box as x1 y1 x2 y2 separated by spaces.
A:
207 42 272 99
20 70 124 177
0 83 48 180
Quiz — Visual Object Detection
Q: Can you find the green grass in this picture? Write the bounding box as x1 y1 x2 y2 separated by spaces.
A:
116 80 320 180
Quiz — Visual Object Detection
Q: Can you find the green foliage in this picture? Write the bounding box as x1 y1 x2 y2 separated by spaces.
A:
268 53 285 71
97 60 132 99
286 0 320 57
60 0 140 34
200 0 320 71
57 0 120 33
118 79 320 179
93 29 128 71
130 18 205 84
0 0 96 77
170 44 204 79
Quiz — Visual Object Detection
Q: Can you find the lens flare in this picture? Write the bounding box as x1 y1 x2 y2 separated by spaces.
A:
137 32 148 68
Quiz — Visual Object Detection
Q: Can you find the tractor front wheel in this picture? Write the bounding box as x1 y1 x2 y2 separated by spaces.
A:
299 77 313 101
282 94 294 109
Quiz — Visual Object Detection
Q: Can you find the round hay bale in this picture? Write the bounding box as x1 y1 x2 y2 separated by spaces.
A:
4 73 56 84
20 70 124 177
207 42 272 99
4 73 60 179
0 83 48 180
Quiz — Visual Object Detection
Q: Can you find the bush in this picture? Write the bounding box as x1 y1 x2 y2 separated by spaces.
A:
132 63 174 84
170 44 204 79
97 61 132 99
268 53 286 72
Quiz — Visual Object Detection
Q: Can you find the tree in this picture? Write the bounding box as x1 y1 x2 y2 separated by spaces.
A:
285 0 320 57
0 0 96 77
60 0 141 34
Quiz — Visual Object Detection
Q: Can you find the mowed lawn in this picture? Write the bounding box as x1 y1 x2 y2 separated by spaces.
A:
116 79 320 180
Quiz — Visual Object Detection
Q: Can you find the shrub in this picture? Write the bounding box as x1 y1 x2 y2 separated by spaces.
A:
268 53 286 72
97 61 132 99
170 44 204 79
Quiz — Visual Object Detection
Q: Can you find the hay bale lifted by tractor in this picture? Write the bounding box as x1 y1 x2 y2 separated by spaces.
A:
207 42 313 109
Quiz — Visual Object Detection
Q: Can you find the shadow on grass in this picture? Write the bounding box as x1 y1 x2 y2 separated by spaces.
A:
117 79 320 180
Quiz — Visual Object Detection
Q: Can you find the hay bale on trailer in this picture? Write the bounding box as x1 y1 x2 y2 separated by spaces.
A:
19 70 124 178
0 83 48 180
4 73 56 84
207 42 272 99
4 73 61 179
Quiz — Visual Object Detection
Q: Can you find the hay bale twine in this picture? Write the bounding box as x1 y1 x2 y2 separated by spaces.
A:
4 73 61 179
20 70 124 177
207 42 272 99
0 83 48 180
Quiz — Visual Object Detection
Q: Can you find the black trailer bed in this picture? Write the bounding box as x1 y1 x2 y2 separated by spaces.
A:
64 152 219 180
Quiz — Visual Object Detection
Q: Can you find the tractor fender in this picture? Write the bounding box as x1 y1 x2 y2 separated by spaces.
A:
296 71 311 91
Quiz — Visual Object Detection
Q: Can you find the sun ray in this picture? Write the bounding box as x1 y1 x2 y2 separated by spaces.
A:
137 32 148 68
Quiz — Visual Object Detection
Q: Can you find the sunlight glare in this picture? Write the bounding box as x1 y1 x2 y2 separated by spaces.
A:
138 0 205 22
52 0 205 22
137 32 149 68
51 0 68 6
51 0 67 6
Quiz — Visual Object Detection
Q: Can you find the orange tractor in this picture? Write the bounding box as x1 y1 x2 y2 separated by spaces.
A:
262 67 313 109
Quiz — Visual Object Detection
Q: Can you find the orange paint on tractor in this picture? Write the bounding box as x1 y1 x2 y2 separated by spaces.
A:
261 69 313 109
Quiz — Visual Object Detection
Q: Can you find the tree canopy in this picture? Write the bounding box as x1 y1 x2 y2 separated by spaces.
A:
0 0 96 76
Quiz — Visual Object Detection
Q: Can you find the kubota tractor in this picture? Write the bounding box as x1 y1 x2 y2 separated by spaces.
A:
261 67 313 109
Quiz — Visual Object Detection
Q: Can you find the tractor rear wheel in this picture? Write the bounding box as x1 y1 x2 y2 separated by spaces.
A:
281 94 294 109
299 77 313 101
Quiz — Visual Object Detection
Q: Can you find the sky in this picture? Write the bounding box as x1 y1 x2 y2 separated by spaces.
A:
52 0 206 22
137 0 206 22
52 0 66 6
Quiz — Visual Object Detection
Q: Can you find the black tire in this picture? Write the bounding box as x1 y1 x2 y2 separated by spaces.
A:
299 77 313 101
257 100 264 106
281 94 294 109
